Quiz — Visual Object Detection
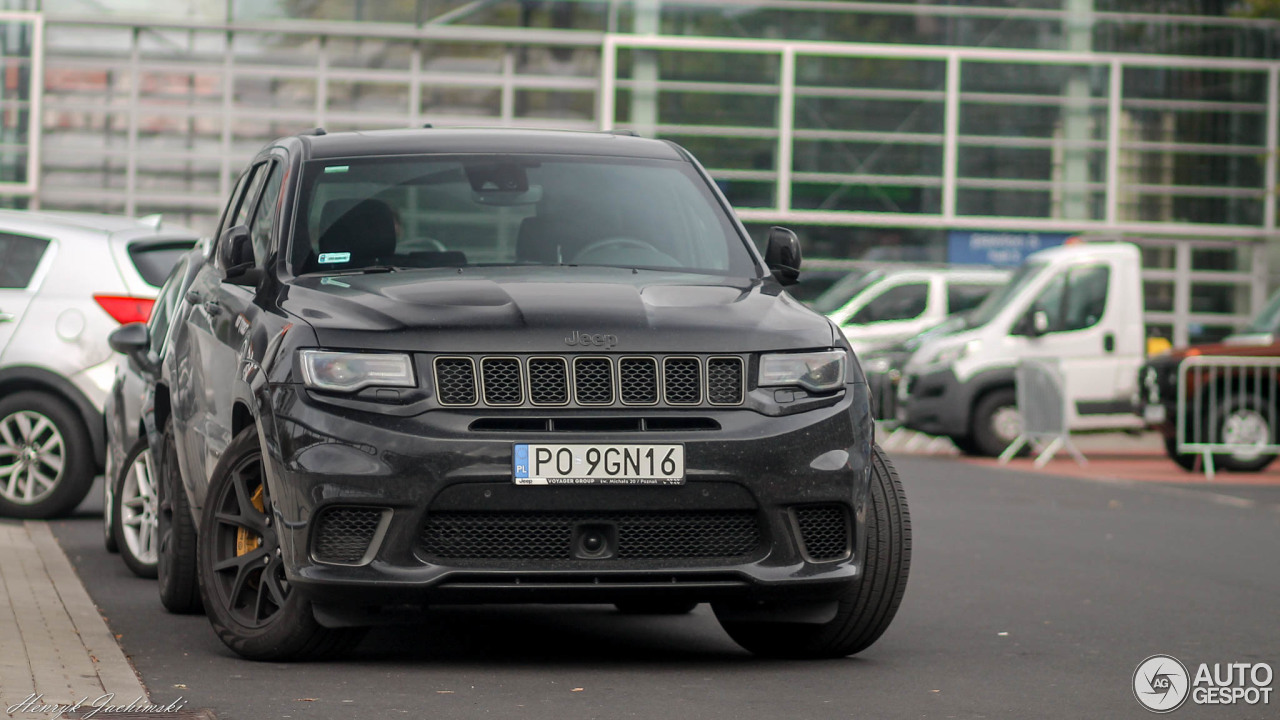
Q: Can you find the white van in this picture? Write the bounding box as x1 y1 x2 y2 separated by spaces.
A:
817 266 1010 356
898 242 1146 456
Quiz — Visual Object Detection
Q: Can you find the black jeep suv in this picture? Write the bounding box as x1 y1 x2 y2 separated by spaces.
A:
140 127 910 660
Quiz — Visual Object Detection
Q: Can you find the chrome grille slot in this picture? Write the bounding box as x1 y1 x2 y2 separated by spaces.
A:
663 357 702 405
618 357 659 405
434 357 478 406
706 357 745 405
481 357 523 405
573 357 614 405
526 357 569 405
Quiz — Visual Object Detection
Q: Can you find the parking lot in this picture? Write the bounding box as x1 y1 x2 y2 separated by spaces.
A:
26 453 1278 720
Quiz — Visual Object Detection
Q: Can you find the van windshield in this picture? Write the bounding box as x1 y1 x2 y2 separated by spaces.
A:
1244 291 1280 334
288 154 757 277
811 269 884 314
964 260 1047 329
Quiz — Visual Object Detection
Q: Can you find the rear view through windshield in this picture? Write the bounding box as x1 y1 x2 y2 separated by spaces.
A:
289 154 757 277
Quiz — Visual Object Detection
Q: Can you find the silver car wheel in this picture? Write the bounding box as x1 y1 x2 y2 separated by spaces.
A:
1221 409 1269 462
120 447 160 566
0 410 66 505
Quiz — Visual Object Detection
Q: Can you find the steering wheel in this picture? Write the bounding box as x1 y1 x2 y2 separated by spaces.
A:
571 237 677 266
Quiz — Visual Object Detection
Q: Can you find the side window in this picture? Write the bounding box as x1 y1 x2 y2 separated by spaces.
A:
850 282 929 324
1063 264 1110 331
147 258 188 354
0 233 51 289
947 282 997 315
217 166 257 238
1028 271 1067 332
248 163 283 269
232 164 269 230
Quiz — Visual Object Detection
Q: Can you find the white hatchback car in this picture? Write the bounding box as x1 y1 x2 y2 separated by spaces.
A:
818 266 1011 357
0 210 196 518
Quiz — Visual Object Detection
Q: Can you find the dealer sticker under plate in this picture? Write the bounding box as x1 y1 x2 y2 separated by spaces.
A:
513 443 685 485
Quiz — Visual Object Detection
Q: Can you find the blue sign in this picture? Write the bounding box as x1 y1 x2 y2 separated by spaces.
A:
948 230 1072 266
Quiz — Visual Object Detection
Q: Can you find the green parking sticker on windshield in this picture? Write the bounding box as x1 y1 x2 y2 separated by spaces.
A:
324 165 349 174
318 252 351 264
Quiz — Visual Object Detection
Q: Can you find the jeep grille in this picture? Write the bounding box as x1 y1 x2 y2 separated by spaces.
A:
433 354 746 409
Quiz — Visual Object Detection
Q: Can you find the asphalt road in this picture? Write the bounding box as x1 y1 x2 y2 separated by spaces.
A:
52 456 1280 720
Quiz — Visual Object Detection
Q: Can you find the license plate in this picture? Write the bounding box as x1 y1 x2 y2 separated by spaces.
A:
1143 404 1166 424
513 444 685 486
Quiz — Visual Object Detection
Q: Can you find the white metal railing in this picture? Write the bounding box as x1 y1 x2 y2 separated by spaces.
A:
1176 355 1280 479
999 358 1087 468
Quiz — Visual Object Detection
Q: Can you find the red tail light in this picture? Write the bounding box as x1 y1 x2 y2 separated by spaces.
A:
93 295 155 324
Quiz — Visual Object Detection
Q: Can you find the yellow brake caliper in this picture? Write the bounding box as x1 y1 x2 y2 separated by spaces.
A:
236 484 265 557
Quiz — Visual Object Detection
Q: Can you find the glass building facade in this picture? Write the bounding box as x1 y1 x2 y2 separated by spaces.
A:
0 0 1275 344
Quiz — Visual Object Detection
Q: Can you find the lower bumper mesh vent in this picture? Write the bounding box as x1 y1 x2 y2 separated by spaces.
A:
420 511 761 560
312 507 385 564
794 505 851 561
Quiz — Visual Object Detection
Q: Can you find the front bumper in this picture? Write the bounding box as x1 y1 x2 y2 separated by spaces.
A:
258 382 875 611
899 367 971 437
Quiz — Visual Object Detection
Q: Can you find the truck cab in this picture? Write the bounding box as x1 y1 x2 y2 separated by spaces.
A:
898 241 1146 456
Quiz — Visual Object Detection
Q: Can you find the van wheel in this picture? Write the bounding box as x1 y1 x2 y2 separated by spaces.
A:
199 426 363 661
157 419 202 613
0 391 95 519
950 435 983 456
971 388 1024 458
713 445 910 658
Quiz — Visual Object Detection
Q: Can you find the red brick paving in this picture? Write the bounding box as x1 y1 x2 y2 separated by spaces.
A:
959 452 1280 486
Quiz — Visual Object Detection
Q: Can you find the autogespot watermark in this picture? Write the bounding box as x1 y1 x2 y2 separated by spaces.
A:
1133 655 1273 713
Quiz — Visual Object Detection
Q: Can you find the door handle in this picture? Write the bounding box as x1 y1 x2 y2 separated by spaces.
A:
1103 332 1115 353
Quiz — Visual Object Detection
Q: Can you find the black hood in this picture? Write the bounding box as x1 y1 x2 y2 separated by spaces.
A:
280 266 835 354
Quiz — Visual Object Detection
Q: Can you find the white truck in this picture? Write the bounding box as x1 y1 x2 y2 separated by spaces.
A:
897 241 1146 456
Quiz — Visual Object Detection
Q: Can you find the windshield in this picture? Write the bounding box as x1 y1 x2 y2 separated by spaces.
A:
903 312 970 351
288 154 757 277
1245 290 1280 334
811 269 883 314
964 260 1047 329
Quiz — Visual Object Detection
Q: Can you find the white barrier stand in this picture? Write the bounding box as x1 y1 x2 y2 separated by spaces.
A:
999 359 1087 468
1176 355 1280 480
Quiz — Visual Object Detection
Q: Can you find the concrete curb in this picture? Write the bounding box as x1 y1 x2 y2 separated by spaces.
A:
1 521 148 718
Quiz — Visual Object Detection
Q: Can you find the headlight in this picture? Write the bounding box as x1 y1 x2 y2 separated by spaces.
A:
299 350 416 392
758 350 846 392
929 340 981 367
863 356 892 374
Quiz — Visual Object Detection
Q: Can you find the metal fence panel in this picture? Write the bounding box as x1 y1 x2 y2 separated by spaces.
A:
1176 355 1280 478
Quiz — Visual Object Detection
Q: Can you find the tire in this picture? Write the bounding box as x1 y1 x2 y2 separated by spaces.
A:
104 451 119 553
157 419 202 613
714 444 911 658
970 388 1024 458
113 440 159 578
950 434 983 457
198 426 363 661
1162 435 1199 472
615 600 699 615
0 391 96 519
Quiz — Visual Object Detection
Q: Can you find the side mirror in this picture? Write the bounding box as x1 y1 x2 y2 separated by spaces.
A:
1032 310 1050 335
764 226 801 286
217 224 257 284
108 322 154 370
